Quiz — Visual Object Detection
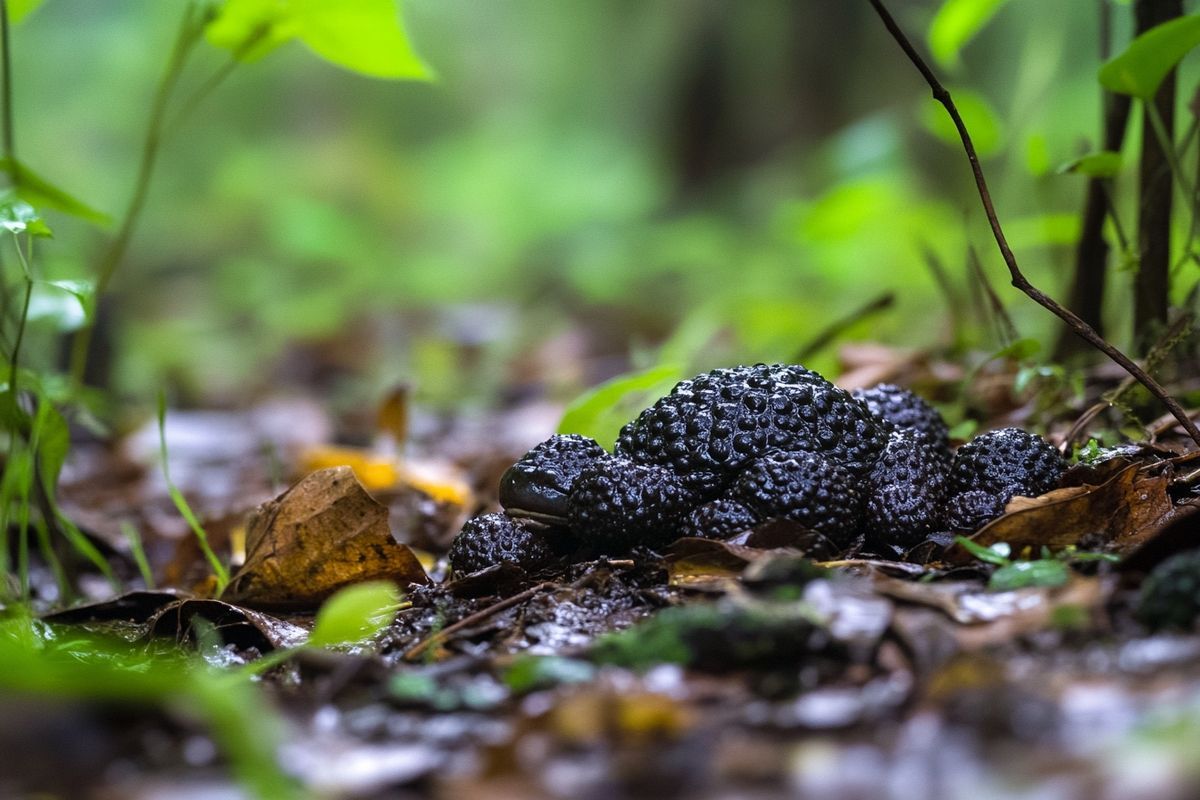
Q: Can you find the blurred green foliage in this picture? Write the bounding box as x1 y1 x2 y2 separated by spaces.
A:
0 1 1163 414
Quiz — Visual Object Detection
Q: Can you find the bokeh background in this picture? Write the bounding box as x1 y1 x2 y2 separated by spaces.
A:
12 1 1134 421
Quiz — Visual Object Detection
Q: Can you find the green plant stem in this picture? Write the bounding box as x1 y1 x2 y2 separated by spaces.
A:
1146 101 1195 209
157 392 230 589
8 234 31 396
0 0 14 167
68 4 207 389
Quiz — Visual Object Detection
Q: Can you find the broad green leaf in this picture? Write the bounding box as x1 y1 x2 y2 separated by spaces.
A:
294 0 433 80
9 0 45 23
205 0 298 62
1057 151 1122 178
308 580 403 648
208 0 433 80
0 158 110 225
920 87 1003 157
558 363 686 449
26 281 93 332
989 559 1069 591
928 0 1012 69
1099 14 1200 99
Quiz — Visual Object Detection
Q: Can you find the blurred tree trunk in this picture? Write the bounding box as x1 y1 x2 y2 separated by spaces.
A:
1133 0 1181 349
1055 2 1131 359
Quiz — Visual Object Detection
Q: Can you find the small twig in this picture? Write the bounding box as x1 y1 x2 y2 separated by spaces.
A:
966 246 1018 347
795 292 895 361
1064 313 1194 447
402 581 556 662
867 0 1200 449
918 242 965 347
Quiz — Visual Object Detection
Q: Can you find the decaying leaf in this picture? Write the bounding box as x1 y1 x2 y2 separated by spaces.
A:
955 464 1173 558
43 591 308 652
222 466 428 608
666 537 798 591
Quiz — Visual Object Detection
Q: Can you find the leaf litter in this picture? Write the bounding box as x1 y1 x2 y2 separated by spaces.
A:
14 374 1200 799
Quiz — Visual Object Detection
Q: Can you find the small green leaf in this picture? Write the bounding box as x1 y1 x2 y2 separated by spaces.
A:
948 419 978 441
1099 14 1200 99
207 0 433 80
558 363 686 449
308 581 403 648
0 197 51 237
993 337 1041 361
1057 151 1123 178
920 87 1003 157
503 655 596 694
955 535 1012 566
0 158 110 225
988 559 1069 591
928 0 1012 69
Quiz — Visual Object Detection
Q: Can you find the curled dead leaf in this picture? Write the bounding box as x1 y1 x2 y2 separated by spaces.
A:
222 466 428 609
953 463 1173 559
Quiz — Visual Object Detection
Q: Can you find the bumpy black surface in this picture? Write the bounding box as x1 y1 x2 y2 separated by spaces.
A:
852 383 951 450
1136 549 1200 631
731 451 862 546
499 434 609 519
568 457 694 552
943 427 1065 530
863 429 950 546
447 513 557 575
615 364 887 497
676 498 761 540
941 489 1004 532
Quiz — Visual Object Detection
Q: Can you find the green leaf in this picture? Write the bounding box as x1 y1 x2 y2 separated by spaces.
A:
0 159 110 225
948 419 977 441
928 0 1012 69
31 399 69 492
954 535 1012 566
26 281 94 332
1099 14 1200 99
207 0 434 80
920 87 1003 157
558 363 686 449
308 580 403 648
503 655 596 694
1057 151 1123 178
988 559 1069 591
993 337 1041 361
9 0 46 23
0 197 51 237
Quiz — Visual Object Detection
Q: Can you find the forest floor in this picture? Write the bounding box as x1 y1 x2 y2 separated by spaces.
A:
5 344 1200 800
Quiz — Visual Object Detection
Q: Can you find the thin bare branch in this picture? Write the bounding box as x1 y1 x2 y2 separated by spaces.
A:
867 0 1200 448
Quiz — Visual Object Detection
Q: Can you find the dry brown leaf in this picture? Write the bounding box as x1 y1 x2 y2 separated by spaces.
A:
222 466 428 608
665 537 800 591
961 463 1172 557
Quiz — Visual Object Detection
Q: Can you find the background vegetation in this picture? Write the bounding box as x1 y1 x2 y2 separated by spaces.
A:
7 1 1143 421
